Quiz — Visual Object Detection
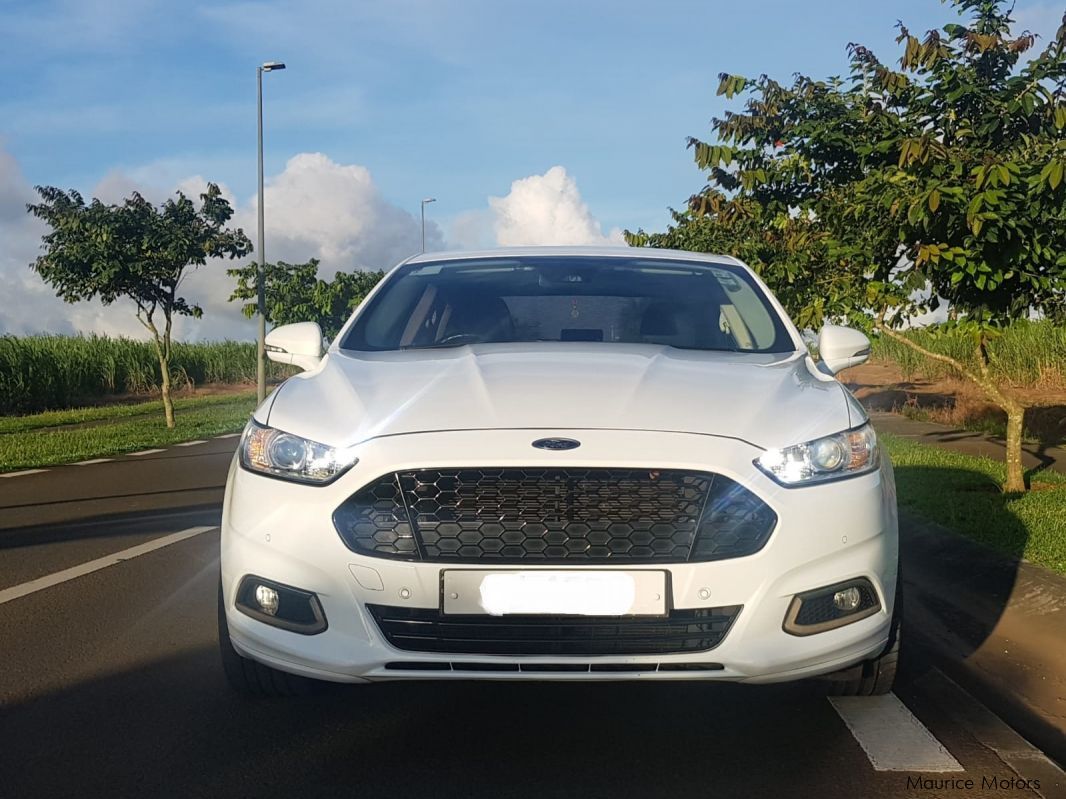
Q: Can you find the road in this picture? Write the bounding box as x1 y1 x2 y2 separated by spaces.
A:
1 439 1063 799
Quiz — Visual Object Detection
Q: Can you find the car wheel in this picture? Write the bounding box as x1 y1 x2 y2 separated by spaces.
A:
217 580 316 697
827 571 902 697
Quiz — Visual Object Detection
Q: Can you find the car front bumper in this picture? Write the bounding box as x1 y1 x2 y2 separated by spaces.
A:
221 428 898 683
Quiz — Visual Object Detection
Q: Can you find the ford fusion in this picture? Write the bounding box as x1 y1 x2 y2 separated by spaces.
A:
219 247 899 696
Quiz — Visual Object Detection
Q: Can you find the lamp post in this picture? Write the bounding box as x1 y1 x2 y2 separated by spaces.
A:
256 60 286 405
420 197 436 253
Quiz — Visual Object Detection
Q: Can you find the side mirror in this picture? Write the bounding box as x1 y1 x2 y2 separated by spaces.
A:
817 324 871 375
265 322 324 372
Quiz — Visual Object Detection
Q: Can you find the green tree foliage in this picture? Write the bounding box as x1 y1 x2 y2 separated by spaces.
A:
629 0 1066 491
227 259 385 339
27 185 252 428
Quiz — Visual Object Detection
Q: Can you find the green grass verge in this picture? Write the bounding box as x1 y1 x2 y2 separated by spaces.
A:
0 391 257 434
0 394 257 472
882 432 1066 575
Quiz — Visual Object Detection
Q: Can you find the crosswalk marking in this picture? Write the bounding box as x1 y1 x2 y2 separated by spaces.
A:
830 694 964 772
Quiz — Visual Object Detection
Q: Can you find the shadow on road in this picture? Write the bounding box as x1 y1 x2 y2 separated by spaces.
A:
0 503 222 550
0 644 856 799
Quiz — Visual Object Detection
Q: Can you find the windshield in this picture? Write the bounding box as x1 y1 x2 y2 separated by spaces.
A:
340 256 795 353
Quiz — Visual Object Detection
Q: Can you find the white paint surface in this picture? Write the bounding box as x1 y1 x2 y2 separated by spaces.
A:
73 458 113 465
830 694 964 772
0 469 49 478
128 449 166 456
175 440 207 447
214 433 241 439
0 527 216 606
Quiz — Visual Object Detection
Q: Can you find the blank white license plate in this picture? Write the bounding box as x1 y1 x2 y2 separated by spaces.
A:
441 570 667 616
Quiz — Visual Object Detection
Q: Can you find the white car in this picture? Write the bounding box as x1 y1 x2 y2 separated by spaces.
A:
219 247 899 696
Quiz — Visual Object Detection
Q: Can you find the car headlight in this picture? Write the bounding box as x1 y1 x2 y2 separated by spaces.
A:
239 420 357 485
755 423 879 486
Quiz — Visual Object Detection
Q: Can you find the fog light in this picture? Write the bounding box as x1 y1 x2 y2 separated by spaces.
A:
255 584 280 616
833 587 862 612
235 575 328 635
783 577 881 636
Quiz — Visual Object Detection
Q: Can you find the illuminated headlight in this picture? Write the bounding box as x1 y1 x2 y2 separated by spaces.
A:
755 423 879 486
239 420 357 484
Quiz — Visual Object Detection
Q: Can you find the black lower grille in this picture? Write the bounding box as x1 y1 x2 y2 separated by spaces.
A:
335 468 776 564
367 604 742 656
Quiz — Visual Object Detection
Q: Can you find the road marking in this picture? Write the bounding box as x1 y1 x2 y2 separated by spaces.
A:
0 526 216 606
830 694 964 772
73 458 113 466
128 448 166 456
215 433 241 439
0 469 49 478
175 440 207 447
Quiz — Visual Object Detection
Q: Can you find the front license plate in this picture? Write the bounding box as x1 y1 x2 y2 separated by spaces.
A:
441 570 667 616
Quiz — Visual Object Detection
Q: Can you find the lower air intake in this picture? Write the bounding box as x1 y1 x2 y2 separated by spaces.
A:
367 604 742 656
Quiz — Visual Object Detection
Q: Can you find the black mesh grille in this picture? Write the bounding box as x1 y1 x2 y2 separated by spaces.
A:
334 468 776 564
367 604 742 655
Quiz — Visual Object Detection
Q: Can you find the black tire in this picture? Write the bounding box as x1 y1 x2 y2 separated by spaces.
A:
217 581 315 697
827 570 902 697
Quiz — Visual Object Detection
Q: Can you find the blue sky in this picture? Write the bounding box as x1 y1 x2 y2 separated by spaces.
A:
0 0 1061 338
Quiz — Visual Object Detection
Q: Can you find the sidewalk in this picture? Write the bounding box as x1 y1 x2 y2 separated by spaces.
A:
869 410 1065 475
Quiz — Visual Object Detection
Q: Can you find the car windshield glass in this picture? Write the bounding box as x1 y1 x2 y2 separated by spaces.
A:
339 256 795 353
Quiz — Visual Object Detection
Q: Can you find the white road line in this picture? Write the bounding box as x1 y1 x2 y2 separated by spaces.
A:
128 448 166 456
0 469 49 478
214 433 241 439
175 440 207 447
73 458 113 466
830 694 964 772
0 526 216 606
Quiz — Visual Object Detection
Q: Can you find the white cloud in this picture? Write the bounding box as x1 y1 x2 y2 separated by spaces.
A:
0 151 623 341
488 166 625 247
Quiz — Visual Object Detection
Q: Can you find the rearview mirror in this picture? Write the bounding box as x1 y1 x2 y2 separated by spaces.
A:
817 325 871 375
265 322 324 372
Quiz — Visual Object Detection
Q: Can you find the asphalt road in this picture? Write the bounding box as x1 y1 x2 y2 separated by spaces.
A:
1 439 1063 799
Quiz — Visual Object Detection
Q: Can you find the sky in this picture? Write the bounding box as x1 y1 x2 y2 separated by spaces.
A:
1 0 1061 340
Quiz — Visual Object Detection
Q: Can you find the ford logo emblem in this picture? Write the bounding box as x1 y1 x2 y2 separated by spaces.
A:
532 438 581 451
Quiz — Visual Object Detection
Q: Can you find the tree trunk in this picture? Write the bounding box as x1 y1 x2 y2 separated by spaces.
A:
1003 403 1026 493
156 347 175 429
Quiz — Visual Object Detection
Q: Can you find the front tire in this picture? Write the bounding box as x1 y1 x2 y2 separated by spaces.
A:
217 581 315 697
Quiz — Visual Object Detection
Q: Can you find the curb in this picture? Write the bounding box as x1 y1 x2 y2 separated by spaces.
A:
901 509 1066 767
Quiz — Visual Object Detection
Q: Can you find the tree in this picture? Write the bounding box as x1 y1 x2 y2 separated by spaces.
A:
631 0 1066 492
28 185 252 427
227 259 385 339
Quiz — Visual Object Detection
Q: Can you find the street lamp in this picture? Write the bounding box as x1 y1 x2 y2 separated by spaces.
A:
420 197 436 253
256 60 286 405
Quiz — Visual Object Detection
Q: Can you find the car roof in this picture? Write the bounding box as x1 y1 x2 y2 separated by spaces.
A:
403 246 746 269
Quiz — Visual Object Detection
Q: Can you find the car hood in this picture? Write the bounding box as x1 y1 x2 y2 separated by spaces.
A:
262 343 855 451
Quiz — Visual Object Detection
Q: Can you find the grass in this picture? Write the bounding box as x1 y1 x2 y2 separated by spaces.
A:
0 391 257 435
0 393 258 472
0 334 292 415
871 319 1066 389
882 432 1066 576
